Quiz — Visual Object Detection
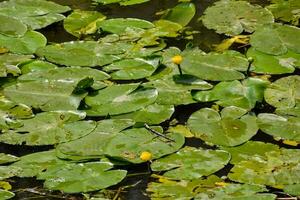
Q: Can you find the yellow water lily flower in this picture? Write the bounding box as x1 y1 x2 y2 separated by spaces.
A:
171 55 183 65
140 151 152 161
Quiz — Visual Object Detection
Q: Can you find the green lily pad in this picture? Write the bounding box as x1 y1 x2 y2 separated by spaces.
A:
228 148 300 187
97 18 154 34
10 150 67 177
0 166 21 180
103 58 159 80
38 161 127 193
0 0 71 30
56 119 135 161
257 113 300 142
19 60 57 74
201 0 274 36
264 75 299 109
145 75 212 105
247 47 300 74
0 30 47 54
0 14 27 37
193 78 269 110
0 111 96 145
147 175 276 200
0 190 14 200
36 40 132 67
181 50 249 81
161 2 196 26
250 23 300 55
266 0 300 26
93 0 150 6
187 106 258 146
0 153 19 164
283 184 300 196
85 83 158 116
0 54 32 77
113 103 174 125
64 10 106 37
151 147 230 180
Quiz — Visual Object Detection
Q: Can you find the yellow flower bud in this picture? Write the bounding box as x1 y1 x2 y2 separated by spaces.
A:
140 151 152 161
171 55 183 65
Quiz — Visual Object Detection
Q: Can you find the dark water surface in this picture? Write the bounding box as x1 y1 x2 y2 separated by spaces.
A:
1 0 285 199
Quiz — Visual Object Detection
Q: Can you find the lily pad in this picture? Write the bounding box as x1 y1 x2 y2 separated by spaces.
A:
103 58 159 80
97 18 154 34
93 0 150 6
38 161 127 193
0 14 27 37
36 40 132 67
0 30 47 54
161 2 196 26
0 0 71 30
264 75 299 109
187 106 258 146
85 83 158 116
250 23 300 55
181 50 249 81
0 111 96 145
0 54 33 77
0 190 14 200
151 147 230 180
228 148 300 188
0 153 19 164
201 0 274 36
19 60 57 74
266 0 300 26
64 10 106 37
193 78 269 110
257 113 300 142
247 47 300 74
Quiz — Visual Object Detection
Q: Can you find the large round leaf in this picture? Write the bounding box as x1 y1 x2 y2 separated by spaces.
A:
0 111 96 145
193 78 269 110
0 14 27 37
201 0 274 36
0 30 47 54
151 147 230 180
181 51 249 81
264 75 299 109
258 113 300 142
247 47 299 74
188 107 258 146
85 84 158 116
64 10 106 37
38 162 127 193
250 23 300 55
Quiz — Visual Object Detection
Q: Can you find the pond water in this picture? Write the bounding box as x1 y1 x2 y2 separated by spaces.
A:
0 0 299 199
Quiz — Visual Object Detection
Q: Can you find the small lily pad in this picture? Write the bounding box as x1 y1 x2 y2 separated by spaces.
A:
188 106 258 146
151 147 230 180
181 50 249 81
201 0 274 36
0 153 19 164
0 14 27 37
93 0 150 6
38 161 127 193
0 190 14 200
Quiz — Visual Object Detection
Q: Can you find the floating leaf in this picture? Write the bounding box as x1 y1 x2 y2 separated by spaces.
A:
0 0 71 30
0 111 96 145
181 50 249 81
284 184 300 196
264 75 299 109
161 2 196 26
193 78 269 110
0 154 19 165
0 30 47 54
38 161 127 193
20 60 57 74
93 0 150 6
188 106 258 146
85 83 158 116
250 23 300 55
64 10 106 37
266 0 300 26
97 18 154 34
0 54 32 77
247 47 300 74
103 58 159 80
257 113 300 143
151 147 230 180
0 190 14 199
0 14 27 37
201 0 274 36
36 40 132 67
